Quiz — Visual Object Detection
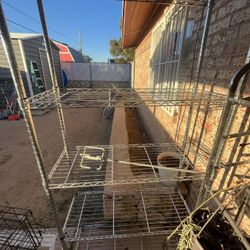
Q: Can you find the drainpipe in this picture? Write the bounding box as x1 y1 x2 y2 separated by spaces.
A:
0 2 68 250
37 0 69 159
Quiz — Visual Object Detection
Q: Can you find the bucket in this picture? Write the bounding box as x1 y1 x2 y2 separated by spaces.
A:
157 152 189 187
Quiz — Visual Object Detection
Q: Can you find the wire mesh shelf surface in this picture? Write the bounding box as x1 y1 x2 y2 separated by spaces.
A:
48 143 203 189
74 235 178 250
0 206 43 250
63 187 189 241
26 88 227 110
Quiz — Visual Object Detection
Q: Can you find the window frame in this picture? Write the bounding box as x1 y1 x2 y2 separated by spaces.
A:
150 5 193 116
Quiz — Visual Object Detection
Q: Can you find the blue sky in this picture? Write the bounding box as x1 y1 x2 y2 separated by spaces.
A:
2 0 122 61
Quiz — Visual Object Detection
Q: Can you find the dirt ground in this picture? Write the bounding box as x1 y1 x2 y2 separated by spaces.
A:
125 108 152 144
0 108 112 226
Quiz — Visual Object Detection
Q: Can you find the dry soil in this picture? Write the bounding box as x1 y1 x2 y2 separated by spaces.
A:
0 108 112 226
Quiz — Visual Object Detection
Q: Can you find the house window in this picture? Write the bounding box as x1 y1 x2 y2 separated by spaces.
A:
150 5 194 116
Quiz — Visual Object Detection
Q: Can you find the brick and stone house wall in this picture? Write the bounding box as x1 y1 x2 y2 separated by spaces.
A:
132 0 250 234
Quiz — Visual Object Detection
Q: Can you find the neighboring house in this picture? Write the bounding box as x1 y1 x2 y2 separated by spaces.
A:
53 41 84 63
122 0 250 233
0 33 62 97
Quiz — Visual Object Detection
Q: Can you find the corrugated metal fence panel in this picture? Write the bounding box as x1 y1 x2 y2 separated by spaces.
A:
61 62 131 82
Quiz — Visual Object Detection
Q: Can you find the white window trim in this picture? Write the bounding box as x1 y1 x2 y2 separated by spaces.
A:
18 40 34 96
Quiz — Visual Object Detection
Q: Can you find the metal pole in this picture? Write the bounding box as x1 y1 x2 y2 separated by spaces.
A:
174 6 205 145
89 62 92 88
181 0 212 152
36 0 69 159
0 2 68 250
174 5 189 88
78 29 83 55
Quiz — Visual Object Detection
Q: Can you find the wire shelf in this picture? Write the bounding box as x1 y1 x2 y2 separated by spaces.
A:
0 206 43 250
26 88 227 110
48 143 203 189
63 188 189 241
74 234 179 250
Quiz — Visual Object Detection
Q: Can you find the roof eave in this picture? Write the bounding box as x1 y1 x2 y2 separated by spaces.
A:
121 1 160 49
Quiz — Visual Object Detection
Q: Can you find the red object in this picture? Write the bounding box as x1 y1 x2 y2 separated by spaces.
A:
53 41 75 62
8 114 20 121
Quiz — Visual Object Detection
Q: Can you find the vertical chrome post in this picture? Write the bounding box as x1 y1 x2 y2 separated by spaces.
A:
37 0 69 159
156 25 163 92
163 8 174 100
173 5 189 143
181 0 212 152
168 5 179 104
174 6 205 145
0 2 68 249
174 5 189 88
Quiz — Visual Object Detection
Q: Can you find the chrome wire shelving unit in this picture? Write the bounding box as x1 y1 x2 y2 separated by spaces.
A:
1 0 250 249
26 87 227 110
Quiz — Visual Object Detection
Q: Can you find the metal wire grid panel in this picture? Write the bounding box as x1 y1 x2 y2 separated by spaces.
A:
48 143 203 189
26 88 227 110
63 188 189 242
0 206 43 250
74 235 178 250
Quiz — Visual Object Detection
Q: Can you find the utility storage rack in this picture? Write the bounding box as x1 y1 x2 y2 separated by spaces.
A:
0 0 249 249
0 206 43 250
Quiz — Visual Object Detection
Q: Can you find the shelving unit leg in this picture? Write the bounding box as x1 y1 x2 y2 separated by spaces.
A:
37 0 69 159
0 2 68 250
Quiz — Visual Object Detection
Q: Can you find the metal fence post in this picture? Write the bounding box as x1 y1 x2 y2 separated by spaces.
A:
89 62 93 87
